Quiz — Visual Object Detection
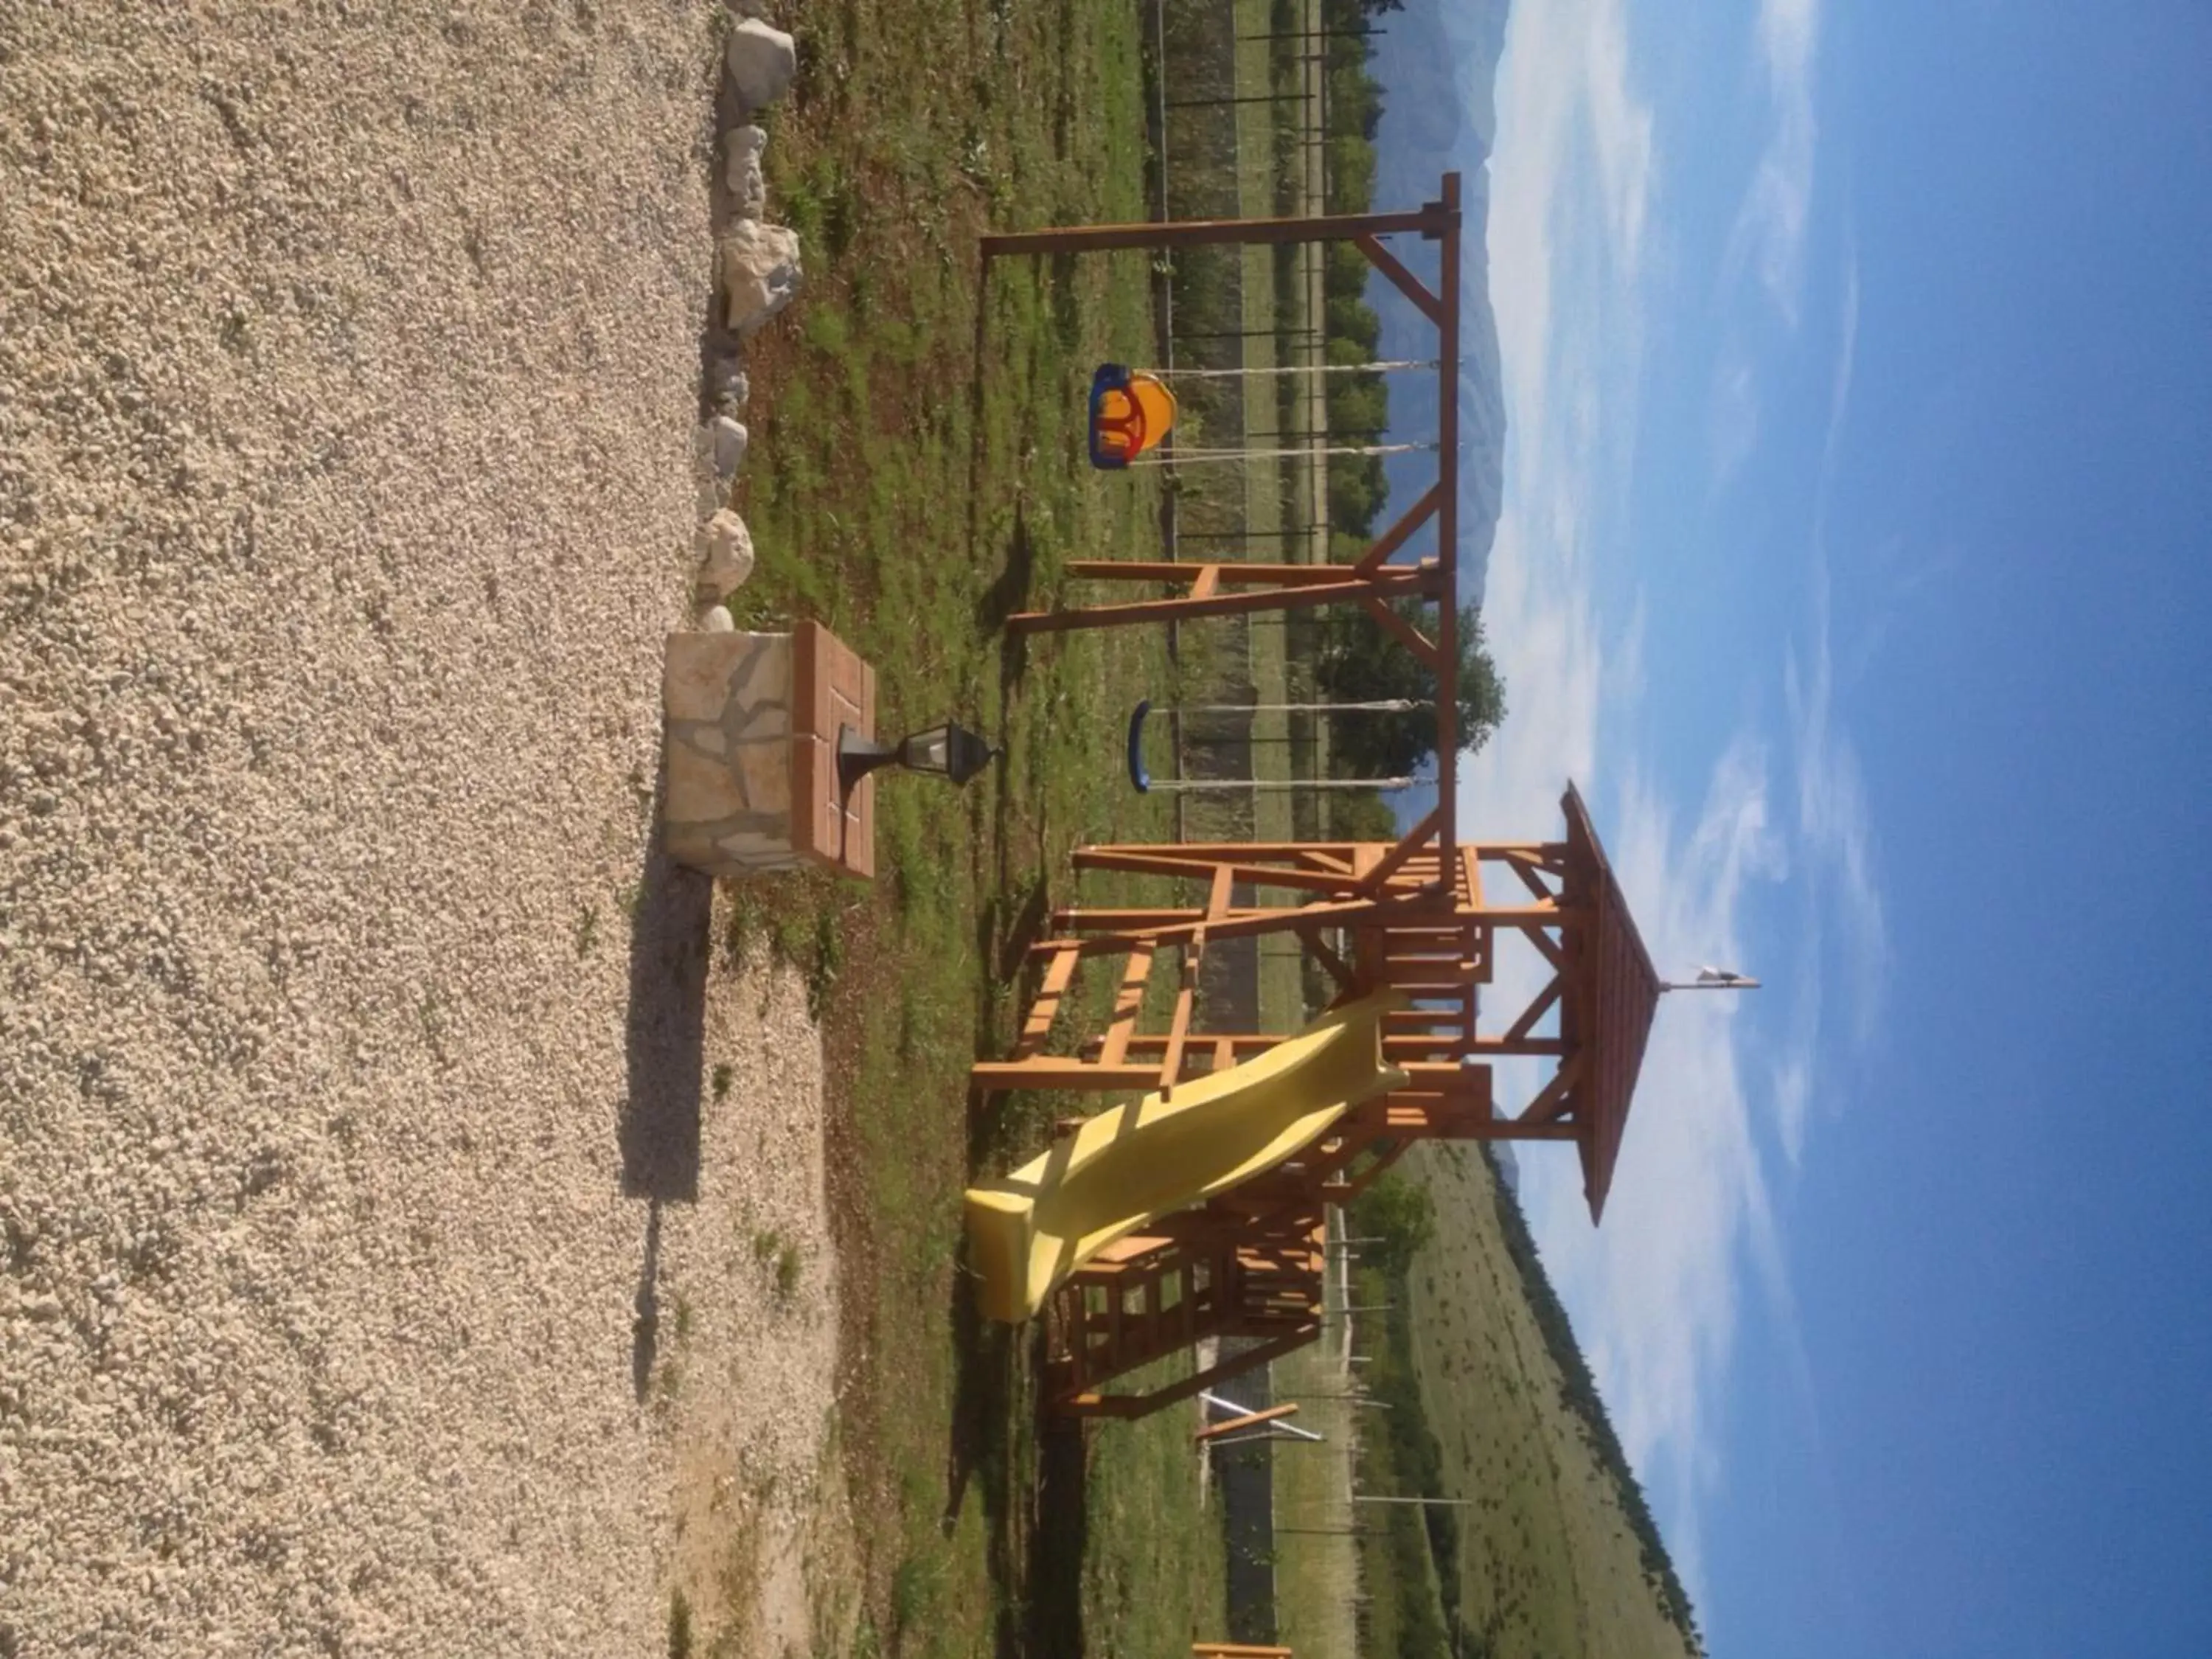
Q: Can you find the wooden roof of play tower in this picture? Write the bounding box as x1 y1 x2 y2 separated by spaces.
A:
1556 782 1663 1220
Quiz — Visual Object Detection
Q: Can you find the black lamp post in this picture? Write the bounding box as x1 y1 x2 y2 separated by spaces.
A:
836 719 998 797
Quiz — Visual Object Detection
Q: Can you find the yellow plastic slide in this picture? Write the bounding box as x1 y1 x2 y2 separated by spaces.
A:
964 990 1408 1324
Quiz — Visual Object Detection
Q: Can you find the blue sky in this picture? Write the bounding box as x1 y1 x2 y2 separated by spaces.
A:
1441 2 2212 1654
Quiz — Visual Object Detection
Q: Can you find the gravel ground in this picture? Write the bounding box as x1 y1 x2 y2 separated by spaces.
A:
0 4 846 1653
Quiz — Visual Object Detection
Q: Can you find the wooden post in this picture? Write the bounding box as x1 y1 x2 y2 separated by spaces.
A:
983 204 1448 260
1194 1402 1301 1444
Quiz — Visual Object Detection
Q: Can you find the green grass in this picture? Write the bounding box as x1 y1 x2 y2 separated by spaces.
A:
1399 1144 1702 1659
731 4 1224 1654
1268 1267 1360 1659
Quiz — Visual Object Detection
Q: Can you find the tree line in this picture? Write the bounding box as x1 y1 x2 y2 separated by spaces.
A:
1308 0 1506 796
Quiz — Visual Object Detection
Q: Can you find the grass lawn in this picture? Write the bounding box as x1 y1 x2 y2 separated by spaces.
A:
1402 1145 1701 1659
726 3 1224 1654
1267 1234 1361 1659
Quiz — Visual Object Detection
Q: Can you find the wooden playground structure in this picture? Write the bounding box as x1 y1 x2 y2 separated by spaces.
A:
975 177 1672 1419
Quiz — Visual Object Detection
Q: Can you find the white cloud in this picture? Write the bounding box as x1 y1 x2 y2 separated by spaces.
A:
1709 0 1824 485
1728 0 1823 326
1787 252 1887 1060
1520 744 1787 1592
1464 0 1877 1620
1709 338 1761 487
1472 0 1653 832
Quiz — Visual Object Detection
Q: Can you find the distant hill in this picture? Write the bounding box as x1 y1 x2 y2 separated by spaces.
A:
1370 0 1511 604
1386 1142 1704 1658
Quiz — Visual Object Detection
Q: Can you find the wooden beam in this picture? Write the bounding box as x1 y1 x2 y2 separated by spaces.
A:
1065 560 1405 587
1359 593 1441 667
1008 571 1429 635
1352 482 1443 576
1467 1119 1579 1143
1506 849 1556 902
1050 907 1209 933
1161 956 1197 1093
1065 1324 1320 1418
1071 849 1365 897
1517 1051 1586 1125
1096 945 1155 1067
1485 903 1564 924
1504 973 1565 1045
1080 841 1380 860
1297 922 1354 991
1354 231 1443 324
1518 922 1567 972
1467 1037 1568 1057
1194 1402 1302 1444
1433 172 1463 861
1017 945 1079 1057
1054 894 1410 958
1459 844 1485 911
982 203 1450 258
1361 804 1443 895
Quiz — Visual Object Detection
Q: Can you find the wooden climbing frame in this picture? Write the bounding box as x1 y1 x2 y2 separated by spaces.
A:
975 184 1668 1421
972 789 1664 1416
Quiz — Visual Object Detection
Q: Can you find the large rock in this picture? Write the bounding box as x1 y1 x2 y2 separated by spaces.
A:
693 509 756 604
704 415 749 479
718 220 801 336
724 125 768 218
725 18 796 113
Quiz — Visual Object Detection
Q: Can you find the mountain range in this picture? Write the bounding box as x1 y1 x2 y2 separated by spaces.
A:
1368 0 1512 605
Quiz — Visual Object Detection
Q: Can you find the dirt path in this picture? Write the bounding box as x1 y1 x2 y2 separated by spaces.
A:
1 5 846 1653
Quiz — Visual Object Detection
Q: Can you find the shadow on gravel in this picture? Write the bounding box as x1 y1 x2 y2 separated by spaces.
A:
619 839 712 1204
631 1200 664 1404
620 814 709 1401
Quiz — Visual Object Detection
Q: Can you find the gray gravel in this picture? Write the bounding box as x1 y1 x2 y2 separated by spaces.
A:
1 5 844 1654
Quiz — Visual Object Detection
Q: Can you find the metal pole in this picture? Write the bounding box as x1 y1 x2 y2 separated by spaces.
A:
1144 776 1414 794
1177 700 1421 714
1157 358 1436 380
1172 328 1322 344
1234 27 1382 41
1164 92 1309 110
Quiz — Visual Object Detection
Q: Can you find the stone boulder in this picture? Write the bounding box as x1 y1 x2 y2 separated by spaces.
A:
726 18 796 113
717 220 801 336
693 509 756 604
701 415 749 479
702 345 749 414
724 125 768 218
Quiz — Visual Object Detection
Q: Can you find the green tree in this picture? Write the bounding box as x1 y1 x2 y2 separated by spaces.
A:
1318 604 1508 777
1353 1169 1435 1276
1327 785 1400 843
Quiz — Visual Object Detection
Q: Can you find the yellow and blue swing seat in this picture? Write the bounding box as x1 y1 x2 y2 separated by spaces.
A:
1088 364 1178 469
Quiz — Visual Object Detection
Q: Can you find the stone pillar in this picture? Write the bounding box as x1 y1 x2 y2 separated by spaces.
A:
661 621 875 879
